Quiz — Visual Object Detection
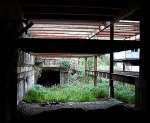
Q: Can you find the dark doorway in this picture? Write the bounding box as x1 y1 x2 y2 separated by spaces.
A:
37 70 60 86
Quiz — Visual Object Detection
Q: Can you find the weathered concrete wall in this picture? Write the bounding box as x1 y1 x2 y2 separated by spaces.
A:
17 50 35 105
60 71 69 84
41 58 78 85
42 67 69 85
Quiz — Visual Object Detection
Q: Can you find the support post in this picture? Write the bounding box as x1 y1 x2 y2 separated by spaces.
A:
109 24 114 97
85 57 87 83
135 7 149 112
94 56 97 86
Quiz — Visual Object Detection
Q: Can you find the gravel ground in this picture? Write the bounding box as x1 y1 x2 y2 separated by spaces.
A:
17 98 133 117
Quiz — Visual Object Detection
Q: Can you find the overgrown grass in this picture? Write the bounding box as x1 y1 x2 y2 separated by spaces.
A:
23 78 134 104
23 78 108 103
114 81 135 104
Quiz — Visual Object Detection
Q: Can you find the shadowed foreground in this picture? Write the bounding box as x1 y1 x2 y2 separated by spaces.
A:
13 104 147 123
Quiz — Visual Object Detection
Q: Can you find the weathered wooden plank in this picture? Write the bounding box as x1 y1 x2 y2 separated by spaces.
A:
87 70 137 85
111 73 136 85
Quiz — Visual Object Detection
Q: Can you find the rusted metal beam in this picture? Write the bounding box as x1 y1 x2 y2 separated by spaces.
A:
31 32 90 35
29 29 96 32
31 24 99 28
97 32 139 35
96 34 139 39
31 35 87 39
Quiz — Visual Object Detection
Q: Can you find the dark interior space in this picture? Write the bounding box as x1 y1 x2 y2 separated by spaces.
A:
37 70 60 86
1 0 150 123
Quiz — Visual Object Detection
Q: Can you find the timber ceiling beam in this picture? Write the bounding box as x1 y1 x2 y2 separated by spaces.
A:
29 19 105 26
23 13 113 21
16 38 140 53
111 4 140 24
32 53 99 58
20 0 127 9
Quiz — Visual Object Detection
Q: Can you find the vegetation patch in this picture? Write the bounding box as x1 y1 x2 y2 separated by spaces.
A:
24 55 135 104
114 81 135 104
23 78 134 104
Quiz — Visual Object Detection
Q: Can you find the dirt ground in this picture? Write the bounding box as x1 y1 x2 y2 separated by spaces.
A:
15 98 147 123
17 98 134 117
